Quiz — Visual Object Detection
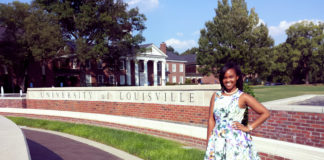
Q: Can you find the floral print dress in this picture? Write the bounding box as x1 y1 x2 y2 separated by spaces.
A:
204 90 260 160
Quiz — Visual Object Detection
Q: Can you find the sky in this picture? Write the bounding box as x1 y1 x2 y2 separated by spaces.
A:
2 0 324 53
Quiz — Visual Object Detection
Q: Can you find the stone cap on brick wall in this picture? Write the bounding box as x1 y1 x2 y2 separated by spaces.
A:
26 84 222 107
27 84 221 91
0 116 31 160
262 95 324 113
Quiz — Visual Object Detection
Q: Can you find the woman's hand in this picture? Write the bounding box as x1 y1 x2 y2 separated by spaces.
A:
232 121 249 132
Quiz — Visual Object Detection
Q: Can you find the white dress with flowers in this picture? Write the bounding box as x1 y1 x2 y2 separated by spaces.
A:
204 90 260 160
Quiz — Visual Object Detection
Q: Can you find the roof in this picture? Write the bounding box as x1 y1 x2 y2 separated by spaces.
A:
139 43 153 48
180 54 196 64
166 51 187 62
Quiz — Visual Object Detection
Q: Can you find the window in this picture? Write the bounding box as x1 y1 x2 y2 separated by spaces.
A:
139 61 144 72
166 63 169 72
86 60 91 69
180 76 184 84
2 65 8 75
158 76 161 84
179 64 183 72
166 75 169 82
86 74 92 86
119 60 125 70
97 59 103 69
172 76 176 83
97 75 104 84
120 75 125 85
42 64 46 75
157 62 161 71
72 58 77 69
108 75 115 85
172 64 176 72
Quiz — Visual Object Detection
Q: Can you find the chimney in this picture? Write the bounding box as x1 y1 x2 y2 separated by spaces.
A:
160 42 167 54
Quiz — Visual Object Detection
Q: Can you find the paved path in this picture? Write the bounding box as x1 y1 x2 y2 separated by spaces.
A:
22 129 122 160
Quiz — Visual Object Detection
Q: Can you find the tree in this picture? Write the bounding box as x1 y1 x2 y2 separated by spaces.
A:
197 0 273 79
181 47 198 55
285 21 324 84
0 1 63 92
35 0 146 85
166 45 179 55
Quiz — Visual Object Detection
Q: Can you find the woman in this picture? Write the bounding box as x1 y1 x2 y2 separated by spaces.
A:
204 63 270 160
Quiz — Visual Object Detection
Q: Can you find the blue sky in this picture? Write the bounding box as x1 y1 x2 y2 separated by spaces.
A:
2 0 324 53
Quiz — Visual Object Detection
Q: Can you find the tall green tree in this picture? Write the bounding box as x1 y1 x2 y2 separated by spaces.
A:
285 21 324 84
197 0 273 79
35 0 146 85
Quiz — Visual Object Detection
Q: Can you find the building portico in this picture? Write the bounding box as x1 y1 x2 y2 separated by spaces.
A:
125 44 167 86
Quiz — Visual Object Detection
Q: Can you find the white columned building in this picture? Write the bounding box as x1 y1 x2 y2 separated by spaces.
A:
153 60 158 86
125 43 167 86
126 58 131 86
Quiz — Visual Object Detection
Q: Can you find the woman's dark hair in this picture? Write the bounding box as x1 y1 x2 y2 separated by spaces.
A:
219 62 243 91
219 62 248 126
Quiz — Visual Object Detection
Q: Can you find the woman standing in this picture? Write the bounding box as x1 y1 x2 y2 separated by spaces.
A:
204 63 270 160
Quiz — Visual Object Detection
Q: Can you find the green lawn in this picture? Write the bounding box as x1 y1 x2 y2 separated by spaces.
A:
8 117 204 160
252 84 324 102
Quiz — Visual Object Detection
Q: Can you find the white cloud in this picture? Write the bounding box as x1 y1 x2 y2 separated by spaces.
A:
176 32 184 37
125 0 159 12
269 19 323 44
192 30 200 36
165 38 197 53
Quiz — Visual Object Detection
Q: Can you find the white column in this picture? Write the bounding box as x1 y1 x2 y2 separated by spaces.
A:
135 60 139 86
143 60 148 86
161 61 166 86
126 59 131 86
153 60 158 86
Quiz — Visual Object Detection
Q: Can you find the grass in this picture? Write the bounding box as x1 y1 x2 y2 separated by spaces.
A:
8 117 204 160
252 84 324 102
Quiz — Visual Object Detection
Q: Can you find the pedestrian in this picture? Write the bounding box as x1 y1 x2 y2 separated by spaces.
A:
204 62 270 160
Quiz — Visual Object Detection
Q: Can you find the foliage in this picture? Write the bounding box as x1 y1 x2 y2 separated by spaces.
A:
166 45 179 55
0 1 63 91
9 117 204 160
243 83 255 97
196 0 274 79
285 21 324 84
181 47 198 55
34 0 146 85
35 0 146 64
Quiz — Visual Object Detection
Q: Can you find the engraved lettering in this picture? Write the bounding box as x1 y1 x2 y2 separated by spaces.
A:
189 93 194 103
126 92 131 100
180 92 184 102
40 92 44 98
155 92 160 101
88 92 92 99
147 92 152 101
120 92 124 100
164 92 167 102
134 92 139 100
171 92 175 102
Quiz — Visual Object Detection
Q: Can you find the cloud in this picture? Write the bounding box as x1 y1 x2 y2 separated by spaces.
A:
125 0 159 12
176 32 184 37
165 38 197 53
268 19 323 44
192 30 200 36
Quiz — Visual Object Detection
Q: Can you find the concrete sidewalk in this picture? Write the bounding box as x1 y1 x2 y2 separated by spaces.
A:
22 127 142 160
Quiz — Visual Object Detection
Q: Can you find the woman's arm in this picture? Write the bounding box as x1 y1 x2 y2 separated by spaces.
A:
206 93 216 144
233 93 270 132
